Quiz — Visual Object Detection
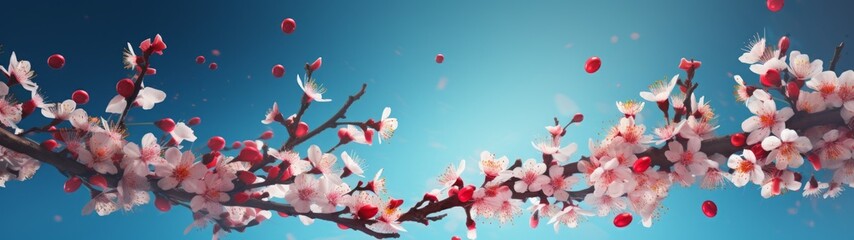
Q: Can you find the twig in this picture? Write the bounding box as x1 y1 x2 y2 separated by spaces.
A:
829 42 845 72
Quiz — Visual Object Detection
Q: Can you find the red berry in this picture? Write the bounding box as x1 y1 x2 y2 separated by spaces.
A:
310 57 322 71
155 195 172 212
451 236 462 240
41 139 59 151
21 100 37 118
64 176 82 193
208 136 226 151
731 133 746 147
767 0 784 12
633 156 651 173
71 90 89 105
435 54 444 64
209 62 218 70
238 147 263 164
231 141 242 149
702 200 718 218
237 171 257 185
195 56 206 64
187 117 201 126
281 18 297 34
260 130 274 140
585 56 602 74
272 64 285 78
613 212 633 228
116 78 135 98
47 54 65 69
295 122 309 138
89 174 108 189
155 118 176 132
760 69 782 87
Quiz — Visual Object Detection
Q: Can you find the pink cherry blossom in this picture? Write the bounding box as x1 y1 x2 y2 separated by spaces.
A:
437 159 465 188
478 151 509 179
540 165 578 201
285 174 329 213
122 133 164 175
805 71 843 108
0 82 22 129
546 205 594 232
589 158 632 197
297 74 331 102
341 151 365 177
512 159 548 193
761 129 812 169
75 132 121 174
0 52 38 92
261 102 282 124
786 51 823 80
378 107 398 143
190 172 234 217
639 75 679 103
583 192 627 216
741 90 793 145
155 148 206 192
616 100 644 117
727 151 765 187
761 170 802 198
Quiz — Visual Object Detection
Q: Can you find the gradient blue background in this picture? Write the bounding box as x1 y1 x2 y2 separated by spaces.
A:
1 0 852 239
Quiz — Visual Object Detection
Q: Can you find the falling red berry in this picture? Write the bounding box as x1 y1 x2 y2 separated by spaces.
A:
281 18 297 34
232 141 242 149
633 156 651 173
63 176 82 193
767 0 784 12
613 213 633 228
188 117 201 126
435 54 445 64
209 62 218 70
155 118 176 132
451 236 462 240
208 136 226 151
195 56 206 64
272 64 285 78
731 133 746 147
48 54 65 69
155 195 172 212
71 90 90 105
585 56 601 73
116 78 135 98
259 130 274 140
702 200 718 217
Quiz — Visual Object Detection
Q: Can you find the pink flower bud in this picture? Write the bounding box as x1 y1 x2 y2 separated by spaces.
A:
155 118 176 133
310 57 322 71
207 136 226 151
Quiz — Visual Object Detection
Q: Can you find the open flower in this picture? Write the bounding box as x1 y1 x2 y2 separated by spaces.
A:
786 51 823 80
41 99 82 120
640 75 679 103
589 158 631 197
297 74 331 102
105 84 166 113
378 107 398 143
155 148 206 192
741 92 793 145
760 170 802 198
0 82 22 129
268 148 311 176
805 71 843 108
583 192 626 216
749 58 788 76
761 129 812 169
0 52 38 92
190 172 234 217
307 145 341 183
512 159 548 193
540 165 578 201
616 100 644 117
531 139 578 163
438 159 465 188
121 133 165 175
261 102 282 124
733 75 752 102
547 205 594 232
797 91 827 113
665 138 710 178
814 129 854 163
285 174 329 213
116 170 150 211
609 117 652 153
738 35 779 64
478 151 509 179
341 151 365 177
76 133 121 174
727 151 765 187
802 176 829 197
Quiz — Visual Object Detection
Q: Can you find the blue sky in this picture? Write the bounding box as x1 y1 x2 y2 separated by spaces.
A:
1 0 853 239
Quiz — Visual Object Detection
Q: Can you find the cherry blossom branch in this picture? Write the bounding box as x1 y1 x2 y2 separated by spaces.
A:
283 83 367 150
116 51 153 130
829 42 845 72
